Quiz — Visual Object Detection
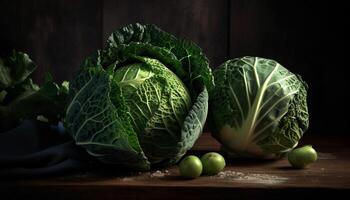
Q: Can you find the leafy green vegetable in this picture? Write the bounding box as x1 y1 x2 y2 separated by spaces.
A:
0 50 69 132
210 57 309 158
66 23 212 170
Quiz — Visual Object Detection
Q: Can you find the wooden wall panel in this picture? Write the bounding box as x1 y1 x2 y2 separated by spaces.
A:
103 0 228 68
0 0 102 83
0 0 348 134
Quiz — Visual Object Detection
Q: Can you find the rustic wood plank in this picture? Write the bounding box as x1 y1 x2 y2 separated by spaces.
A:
1 134 349 199
229 0 348 134
0 0 102 83
102 0 228 68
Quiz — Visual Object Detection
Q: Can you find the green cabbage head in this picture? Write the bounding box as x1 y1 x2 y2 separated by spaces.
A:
210 57 309 158
65 23 213 170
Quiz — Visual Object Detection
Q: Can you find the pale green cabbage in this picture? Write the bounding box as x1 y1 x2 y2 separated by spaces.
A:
210 57 309 158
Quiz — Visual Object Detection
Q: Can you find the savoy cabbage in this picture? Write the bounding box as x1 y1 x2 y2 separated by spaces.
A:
65 23 213 170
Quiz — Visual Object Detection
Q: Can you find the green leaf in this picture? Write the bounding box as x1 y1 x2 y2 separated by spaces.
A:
0 90 7 103
106 23 214 92
0 50 69 132
181 87 208 150
0 50 36 89
152 87 208 167
65 67 150 170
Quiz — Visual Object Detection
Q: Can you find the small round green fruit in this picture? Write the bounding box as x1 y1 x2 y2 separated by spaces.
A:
179 155 203 178
288 145 317 169
201 152 226 175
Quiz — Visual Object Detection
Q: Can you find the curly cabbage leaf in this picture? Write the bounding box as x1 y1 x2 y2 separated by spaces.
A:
66 23 212 170
0 51 69 132
210 57 309 158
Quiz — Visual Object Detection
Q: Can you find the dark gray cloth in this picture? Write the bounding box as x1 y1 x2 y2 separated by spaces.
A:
0 120 93 179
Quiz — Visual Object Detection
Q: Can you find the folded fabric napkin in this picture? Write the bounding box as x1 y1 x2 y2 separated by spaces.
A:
0 120 94 179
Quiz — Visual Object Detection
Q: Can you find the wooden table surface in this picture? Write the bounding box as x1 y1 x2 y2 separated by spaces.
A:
1 133 350 199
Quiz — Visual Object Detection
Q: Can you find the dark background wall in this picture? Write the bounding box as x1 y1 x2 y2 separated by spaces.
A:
0 0 348 134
